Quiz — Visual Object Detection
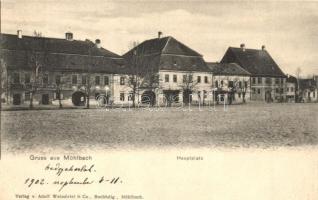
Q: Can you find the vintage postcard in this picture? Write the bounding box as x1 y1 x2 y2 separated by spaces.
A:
0 0 318 199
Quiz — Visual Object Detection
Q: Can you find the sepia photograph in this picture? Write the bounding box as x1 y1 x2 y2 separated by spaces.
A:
0 0 318 199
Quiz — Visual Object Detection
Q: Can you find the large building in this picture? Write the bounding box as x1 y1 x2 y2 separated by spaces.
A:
220 44 287 102
123 34 213 106
0 31 130 107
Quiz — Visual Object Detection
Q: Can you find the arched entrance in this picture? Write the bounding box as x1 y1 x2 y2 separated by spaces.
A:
141 91 156 106
72 91 86 106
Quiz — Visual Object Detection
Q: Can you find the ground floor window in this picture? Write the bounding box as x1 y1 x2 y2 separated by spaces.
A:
25 92 30 101
13 93 21 105
120 92 125 101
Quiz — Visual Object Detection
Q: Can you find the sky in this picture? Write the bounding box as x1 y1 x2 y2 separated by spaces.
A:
1 0 318 76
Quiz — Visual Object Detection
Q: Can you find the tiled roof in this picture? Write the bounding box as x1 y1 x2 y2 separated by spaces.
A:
220 47 286 77
206 62 251 76
123 36 210 73
0 33 128 74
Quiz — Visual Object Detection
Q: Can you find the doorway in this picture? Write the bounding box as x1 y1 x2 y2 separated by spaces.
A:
13 93 21 105
42 94 49 105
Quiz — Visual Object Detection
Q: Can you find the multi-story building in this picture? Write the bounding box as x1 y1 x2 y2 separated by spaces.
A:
286 75 297 102
123 34 213 106
0 31 130 107
206 62 251 104
298 77 317 103
220 44 287 102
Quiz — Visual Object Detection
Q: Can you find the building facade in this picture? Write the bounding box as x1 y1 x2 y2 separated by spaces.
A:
207 62 251 104
0 31 130 107
123 35 213 106
220 44 287 102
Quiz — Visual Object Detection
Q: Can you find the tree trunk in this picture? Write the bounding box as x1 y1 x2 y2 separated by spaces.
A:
86 93 90 109
29 91 34 109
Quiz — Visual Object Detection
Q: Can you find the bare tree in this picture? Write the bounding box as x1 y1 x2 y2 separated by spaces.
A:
27 51 46 109
33 30 42 37
179 72 198 106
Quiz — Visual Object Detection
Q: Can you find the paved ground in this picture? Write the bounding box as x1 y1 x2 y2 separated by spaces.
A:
1 103 317 152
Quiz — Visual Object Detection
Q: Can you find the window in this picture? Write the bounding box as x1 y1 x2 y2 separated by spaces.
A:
252 88 256 93
55 75 61 85
25 92 30 101
82 75 87 85
13 73 20 84
120 92 125 101
221 80 224 86
244 81 248 88
286 88 289 92
183 75 187 83
276 88 279 93
120 77 125 85
104 76 109 85
257 89 261 94
165 74 169 82
173 74 177 83
25 73 30 84
275 78 279 84
265 77 271 84
238 81 242 88
238 93 241 98
258 77 262 84
229 81 234 88
252 77 256 84
291 87 294 92
189 75 193 82
215 80 218 88
55 91 63 100
95 76 100 85
204 76 208 83
43 74 49 84
197 76 201 83
280 88 284 93
72 75 77 84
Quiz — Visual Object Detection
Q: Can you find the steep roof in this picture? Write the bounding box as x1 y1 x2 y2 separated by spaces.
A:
206 62 251 76
0 33 128 74
299 78 316 90
286 75 297 83
220 47 286 78
123 36 210 73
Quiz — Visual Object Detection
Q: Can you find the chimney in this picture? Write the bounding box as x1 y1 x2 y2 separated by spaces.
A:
65 32 73 41
158 31 162 39
17 30 22 39
95 39 101 48
240 43 245 51
262 45 266 51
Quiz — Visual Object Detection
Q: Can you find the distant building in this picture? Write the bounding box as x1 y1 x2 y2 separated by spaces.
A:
220 44 287 102
206 62 251 104
286 75 297 102
298 77 317 103
0 31 130 107
123 34 212 106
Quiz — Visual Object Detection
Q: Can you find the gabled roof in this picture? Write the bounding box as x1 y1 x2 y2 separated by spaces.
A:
286 75 297 83
220 47 286 78
206 62 251 76
123 36 209 73
299 78 316 90
0 33 128 74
